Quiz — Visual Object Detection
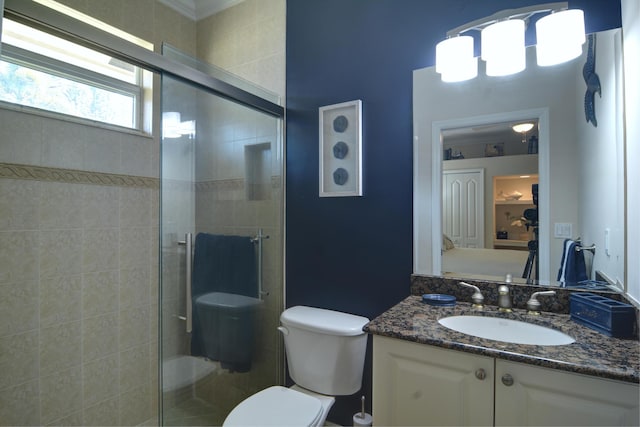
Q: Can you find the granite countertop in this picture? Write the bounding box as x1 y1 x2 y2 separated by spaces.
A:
364 295 640 384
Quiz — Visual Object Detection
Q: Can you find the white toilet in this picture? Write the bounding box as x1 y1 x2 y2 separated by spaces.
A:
223 305 370 426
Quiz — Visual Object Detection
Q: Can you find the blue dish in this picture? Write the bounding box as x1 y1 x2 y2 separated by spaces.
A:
422 294 456 306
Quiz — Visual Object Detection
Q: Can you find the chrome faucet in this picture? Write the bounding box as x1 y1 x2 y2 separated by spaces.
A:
526 290 556 315
497 284 512 312
459 281 484 309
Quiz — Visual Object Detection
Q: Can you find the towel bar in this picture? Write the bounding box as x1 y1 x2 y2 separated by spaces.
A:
576 244 596 254
251 229 270 300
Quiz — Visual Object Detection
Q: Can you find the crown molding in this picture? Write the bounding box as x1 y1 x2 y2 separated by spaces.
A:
158 0 196 20
196 0 245 20
158 0 245 21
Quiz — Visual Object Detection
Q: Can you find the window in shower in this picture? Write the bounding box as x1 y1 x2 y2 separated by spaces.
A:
0 16 151 131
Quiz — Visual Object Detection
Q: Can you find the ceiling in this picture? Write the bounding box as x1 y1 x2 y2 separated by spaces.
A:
158 0 245 21
442 120 539 146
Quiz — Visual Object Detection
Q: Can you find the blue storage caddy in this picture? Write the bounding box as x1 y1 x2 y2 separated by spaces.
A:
570 292 636 338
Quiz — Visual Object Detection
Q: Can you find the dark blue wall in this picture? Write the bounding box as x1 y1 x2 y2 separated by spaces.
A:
285 1 620 424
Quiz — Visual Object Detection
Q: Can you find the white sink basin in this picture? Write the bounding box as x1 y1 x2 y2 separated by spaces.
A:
438 316 575 346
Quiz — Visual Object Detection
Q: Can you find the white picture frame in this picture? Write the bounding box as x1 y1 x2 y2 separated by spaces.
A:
319 100 363 197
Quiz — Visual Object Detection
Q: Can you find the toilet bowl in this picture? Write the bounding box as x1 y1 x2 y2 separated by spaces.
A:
222 306 369 426
223 385 335 427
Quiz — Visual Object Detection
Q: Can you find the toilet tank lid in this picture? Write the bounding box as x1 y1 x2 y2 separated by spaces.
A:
280 306 369 336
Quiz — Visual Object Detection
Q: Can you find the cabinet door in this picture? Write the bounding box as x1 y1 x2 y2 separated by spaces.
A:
495 360 640 426
373 336 493 426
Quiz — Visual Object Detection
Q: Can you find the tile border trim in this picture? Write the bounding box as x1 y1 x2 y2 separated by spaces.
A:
0 162 159 189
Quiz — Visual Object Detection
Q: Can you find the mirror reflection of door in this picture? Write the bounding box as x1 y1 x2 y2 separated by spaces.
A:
440 121 539 282
443 169 484 248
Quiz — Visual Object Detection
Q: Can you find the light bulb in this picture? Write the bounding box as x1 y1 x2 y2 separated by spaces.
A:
536 9 585 66
435 36 478 82
481 20 526 76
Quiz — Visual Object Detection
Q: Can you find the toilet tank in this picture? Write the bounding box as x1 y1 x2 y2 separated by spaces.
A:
279 306 369 396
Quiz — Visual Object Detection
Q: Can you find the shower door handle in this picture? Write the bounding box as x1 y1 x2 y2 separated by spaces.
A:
178 232 193 333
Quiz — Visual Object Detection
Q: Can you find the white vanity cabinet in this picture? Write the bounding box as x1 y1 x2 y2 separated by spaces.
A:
372 336 640 426
373 336 494 426
495 360 639 426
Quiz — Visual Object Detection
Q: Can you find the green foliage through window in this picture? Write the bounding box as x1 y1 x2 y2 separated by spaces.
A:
0 18 143 130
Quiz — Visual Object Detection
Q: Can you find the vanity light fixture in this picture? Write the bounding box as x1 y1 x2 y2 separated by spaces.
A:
536 9 586 66
435 36 478 82
435 2 585 82
481 19 526 76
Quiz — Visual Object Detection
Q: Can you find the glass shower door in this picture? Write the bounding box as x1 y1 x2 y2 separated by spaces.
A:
160 72 284 425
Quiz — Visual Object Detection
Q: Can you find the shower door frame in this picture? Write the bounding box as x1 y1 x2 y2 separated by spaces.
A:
4 0 286 424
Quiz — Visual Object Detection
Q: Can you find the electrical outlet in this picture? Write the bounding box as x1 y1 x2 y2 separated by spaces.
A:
554 223 573 238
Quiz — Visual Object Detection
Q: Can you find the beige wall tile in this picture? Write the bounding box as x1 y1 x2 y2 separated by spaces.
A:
40 366 83 425
120 187 151 227
82 185 120 229
0 330 39 390
120 226 151 270
0 179 40 231
46 409 84 427
83 312 119 362
82 397 119 427
0 231 39 284
84 130 123 174
83 271 119 317
119 305 150 351
119 344 150 392
39 182 84 230
40 321 82 376
120 266 151 310
39 229 83 279
120 0 156 46
119 384 152 426
41 120 86 170
0 109 43 166
0 379 41 426
40 275 82 327
83 353 119 407
83 228 119 273
0 280 39 337
121 137 153 177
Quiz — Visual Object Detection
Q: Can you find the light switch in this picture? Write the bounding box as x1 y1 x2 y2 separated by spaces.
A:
605 228 611 256
554 223 573 238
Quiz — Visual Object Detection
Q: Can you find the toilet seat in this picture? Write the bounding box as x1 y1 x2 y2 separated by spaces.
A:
223 386 323 426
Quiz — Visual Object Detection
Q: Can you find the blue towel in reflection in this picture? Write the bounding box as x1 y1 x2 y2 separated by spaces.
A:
557 239 588 287
190 233 257 359
191 232 257 299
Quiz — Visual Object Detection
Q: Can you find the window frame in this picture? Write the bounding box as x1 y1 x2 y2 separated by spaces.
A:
0 17 147 133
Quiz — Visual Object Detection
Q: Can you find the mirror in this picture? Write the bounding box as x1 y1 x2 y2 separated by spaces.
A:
413 28 625 291
441 120 540 283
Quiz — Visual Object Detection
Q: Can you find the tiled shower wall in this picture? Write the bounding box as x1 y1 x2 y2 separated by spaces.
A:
197 0 286 98
0 110 159 426
0 1 196 424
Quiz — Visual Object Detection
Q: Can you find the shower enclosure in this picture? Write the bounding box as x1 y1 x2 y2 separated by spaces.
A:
0 1 284 424
160 51 285 425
